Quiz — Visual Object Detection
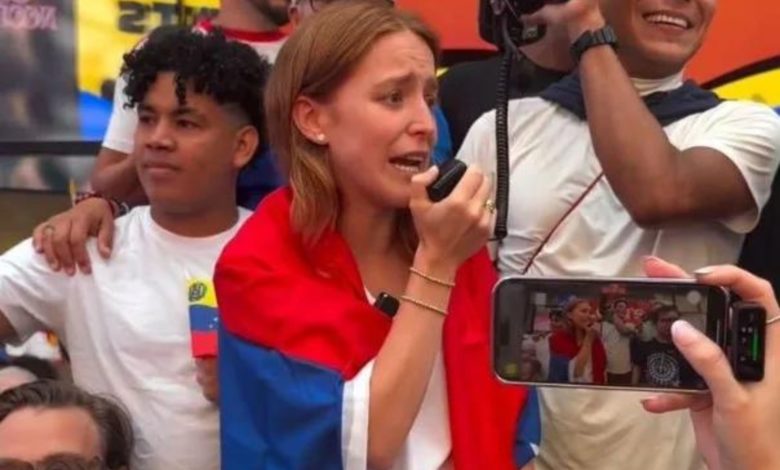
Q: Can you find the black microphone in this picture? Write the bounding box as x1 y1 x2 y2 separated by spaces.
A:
373 292 400 318
427 159 467 202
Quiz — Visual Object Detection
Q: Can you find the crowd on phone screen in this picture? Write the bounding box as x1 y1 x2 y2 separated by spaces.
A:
519 294 703 389
1 0 779 469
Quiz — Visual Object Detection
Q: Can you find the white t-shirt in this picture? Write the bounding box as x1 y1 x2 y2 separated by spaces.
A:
344 291 452 470
458 77 780 470
0 207 251 470
601 322 632 375
103 21 286 155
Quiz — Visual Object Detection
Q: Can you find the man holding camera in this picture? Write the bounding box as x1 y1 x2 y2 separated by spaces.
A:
458 0 780 468
438 0 574 155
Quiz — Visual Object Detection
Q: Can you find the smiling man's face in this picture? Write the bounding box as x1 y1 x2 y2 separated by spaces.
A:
600 0 717 78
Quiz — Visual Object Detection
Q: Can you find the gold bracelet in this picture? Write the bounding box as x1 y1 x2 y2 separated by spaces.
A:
409 267 455 288
400 295 448 316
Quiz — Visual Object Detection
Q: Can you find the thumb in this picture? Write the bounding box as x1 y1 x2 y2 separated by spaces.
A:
671 320 743 403
643 256 690 279
412 164 439 186
410 165 439 203
97 212 115 259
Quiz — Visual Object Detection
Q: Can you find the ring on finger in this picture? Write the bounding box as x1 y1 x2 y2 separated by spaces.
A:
42 224 55 235
766 314 780 326
484 199 496 214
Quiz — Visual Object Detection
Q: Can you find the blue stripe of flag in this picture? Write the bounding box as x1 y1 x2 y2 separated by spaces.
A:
189 305 219 332
219 328 344 469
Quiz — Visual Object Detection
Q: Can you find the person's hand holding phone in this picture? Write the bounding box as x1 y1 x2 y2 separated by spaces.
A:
641 256 780 470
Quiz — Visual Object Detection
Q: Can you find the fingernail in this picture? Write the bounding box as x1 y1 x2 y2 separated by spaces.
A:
694 266 717 276
640 397 657 406
643 255 661 263
671 320 702 345
51 262 60 271
66 267 75 276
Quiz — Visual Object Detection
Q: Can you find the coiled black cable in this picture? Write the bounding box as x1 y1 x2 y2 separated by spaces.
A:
493 13 519 242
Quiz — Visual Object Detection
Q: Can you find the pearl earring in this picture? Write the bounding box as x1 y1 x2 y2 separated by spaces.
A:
316 133 326 143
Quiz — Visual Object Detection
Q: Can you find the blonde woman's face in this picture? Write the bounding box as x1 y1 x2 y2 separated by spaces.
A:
568 302 597 330
316 30 437 210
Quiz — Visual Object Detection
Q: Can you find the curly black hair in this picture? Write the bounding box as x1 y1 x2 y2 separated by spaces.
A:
121 25 271 140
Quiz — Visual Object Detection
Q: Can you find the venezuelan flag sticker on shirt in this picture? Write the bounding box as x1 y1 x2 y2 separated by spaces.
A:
188 278 219 358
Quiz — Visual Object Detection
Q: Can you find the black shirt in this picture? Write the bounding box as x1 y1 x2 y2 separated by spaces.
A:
631 338 699 388
438 55 567 155
739 172 780 300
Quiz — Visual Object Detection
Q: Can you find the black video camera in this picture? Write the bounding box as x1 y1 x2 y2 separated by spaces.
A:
479 0 567 47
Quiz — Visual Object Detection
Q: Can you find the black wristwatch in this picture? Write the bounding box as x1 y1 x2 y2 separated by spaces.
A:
570 25 618 64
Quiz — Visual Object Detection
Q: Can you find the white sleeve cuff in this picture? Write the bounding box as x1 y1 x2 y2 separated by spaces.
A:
0 304 45 344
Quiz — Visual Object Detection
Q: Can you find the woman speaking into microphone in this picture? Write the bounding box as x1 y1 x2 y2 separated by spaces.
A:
214 2 539 469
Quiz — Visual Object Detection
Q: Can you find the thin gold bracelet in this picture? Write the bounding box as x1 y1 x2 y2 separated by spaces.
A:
400 295 448 316
409 267 456 288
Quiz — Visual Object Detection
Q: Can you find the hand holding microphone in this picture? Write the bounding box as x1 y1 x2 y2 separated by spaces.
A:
411 161 494 273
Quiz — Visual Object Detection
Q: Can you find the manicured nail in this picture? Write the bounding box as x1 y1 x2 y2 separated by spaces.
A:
694 266 717 276
643 255 662 263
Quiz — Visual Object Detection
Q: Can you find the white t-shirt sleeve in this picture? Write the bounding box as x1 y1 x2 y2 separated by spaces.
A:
684 101 780 233
0 240 68 341
456 112 501 260
455 111 497 176
102 73 138 155
341 360 374 470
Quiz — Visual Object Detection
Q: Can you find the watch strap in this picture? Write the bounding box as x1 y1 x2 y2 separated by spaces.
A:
570 25 618 64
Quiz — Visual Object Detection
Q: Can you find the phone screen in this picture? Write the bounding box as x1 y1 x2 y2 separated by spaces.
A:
493 278 729 391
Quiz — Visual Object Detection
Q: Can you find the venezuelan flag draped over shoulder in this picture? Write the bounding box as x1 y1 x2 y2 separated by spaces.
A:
214 189 540 470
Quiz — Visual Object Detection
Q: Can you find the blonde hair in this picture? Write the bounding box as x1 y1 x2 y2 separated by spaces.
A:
265 0 440 246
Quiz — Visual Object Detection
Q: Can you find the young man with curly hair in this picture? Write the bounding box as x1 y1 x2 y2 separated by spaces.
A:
91 0 289 209
0 28 270 470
